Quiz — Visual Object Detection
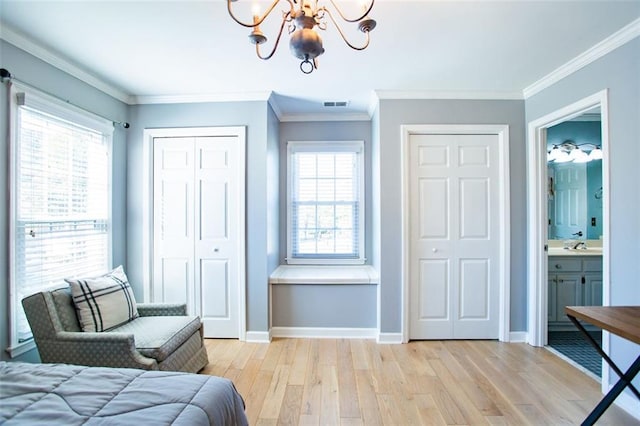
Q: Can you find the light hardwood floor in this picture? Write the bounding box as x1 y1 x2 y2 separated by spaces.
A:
201 338 639 425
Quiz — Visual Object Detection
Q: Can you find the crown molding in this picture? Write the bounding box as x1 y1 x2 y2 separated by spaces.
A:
523 17 640 99
1 24 133 104
374 90 524 100
368 90 380 118
267 94 284 121
5 14 637 115
132 91 273 105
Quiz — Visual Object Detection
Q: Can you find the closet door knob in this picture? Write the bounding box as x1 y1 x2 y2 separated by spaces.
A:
213 247 219 252
432 248 438 253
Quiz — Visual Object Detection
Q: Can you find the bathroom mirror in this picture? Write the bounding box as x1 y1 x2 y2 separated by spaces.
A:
547 109 603 240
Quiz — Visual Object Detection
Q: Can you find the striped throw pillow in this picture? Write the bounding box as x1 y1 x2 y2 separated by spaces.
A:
66 265 139 332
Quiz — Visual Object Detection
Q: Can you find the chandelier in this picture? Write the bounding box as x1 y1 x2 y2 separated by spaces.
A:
547 140 603 163
227 0 376 74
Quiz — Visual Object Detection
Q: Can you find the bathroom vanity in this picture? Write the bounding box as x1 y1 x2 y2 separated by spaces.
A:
548 242 603 330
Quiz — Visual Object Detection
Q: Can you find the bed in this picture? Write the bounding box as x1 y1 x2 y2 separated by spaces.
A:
0 361 248 425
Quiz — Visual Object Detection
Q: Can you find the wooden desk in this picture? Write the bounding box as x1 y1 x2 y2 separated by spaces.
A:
565 306 640 425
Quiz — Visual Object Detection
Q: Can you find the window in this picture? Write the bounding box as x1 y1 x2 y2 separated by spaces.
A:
9 86 112 353
287 141 364 264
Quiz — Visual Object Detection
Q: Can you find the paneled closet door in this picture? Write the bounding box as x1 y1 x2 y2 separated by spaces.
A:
409 133 500 339
153 134 243 338
153 137 196 313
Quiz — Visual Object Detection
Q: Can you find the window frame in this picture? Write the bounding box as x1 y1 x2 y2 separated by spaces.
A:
286 140 365 265
8 83 114 356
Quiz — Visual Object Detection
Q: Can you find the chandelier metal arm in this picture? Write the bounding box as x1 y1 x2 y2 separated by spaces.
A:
328 0 374 23
227 0 294 28
321 7 372 51
255 11 292 60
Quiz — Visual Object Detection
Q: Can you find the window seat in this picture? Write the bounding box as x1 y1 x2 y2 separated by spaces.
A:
269 265 379 285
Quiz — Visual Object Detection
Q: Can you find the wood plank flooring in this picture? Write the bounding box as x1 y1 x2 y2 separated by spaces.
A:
200 338 639 425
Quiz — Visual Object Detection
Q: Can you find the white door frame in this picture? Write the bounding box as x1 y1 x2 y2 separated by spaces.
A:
142 126 247 341
526 90 610 352
401 124 511 343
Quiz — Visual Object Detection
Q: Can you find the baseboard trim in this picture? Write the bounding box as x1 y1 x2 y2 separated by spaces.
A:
377 332 403 344
610 385 640 421
245 331 271 343
246 330 535 346
509 331 528 343
271 327 377 339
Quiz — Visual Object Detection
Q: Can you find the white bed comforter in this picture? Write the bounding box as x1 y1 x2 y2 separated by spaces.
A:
0 361 248 425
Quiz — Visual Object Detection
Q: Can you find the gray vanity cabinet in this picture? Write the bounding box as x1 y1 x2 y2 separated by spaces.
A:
548 256 603 330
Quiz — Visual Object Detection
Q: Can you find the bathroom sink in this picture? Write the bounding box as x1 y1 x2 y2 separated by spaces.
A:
548 246 603 256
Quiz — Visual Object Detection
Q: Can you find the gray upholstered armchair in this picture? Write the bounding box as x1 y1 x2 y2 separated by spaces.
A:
22 287 209 373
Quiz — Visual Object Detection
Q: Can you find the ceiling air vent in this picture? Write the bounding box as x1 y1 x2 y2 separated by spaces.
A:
323 100 349 108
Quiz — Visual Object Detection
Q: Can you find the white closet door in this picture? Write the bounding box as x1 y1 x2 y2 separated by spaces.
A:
194 136 240 338
153 134 243 338
409 134 500 339
153 137 196 312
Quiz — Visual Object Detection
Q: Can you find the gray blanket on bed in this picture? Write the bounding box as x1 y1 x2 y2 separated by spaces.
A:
0 361 248 425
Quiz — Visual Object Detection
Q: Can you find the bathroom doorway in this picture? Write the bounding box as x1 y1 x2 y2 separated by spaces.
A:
545 108 604 377
526 90 610 385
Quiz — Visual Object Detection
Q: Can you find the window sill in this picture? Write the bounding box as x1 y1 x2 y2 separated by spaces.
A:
269 265 379 285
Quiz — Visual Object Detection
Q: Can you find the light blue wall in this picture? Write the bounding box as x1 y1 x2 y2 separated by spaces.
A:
547 120 603 239
586 160 603 239
371 106 382 332
126 100 276 333
3 31 636 374
272 284 377 328
525 37 640 392
274 121 376 328
547 120 602 150
0 41 129 361
266 104 281 329
374 99 527 333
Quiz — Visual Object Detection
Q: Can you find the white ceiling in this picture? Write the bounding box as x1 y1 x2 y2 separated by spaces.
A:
1 0 639 119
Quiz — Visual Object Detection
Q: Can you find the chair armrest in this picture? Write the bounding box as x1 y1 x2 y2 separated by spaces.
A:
137 303 187 316
42 331 157 370
57 331 134 345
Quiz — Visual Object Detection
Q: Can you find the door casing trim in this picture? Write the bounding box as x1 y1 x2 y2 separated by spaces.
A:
400 124 511 343
526 90 610 392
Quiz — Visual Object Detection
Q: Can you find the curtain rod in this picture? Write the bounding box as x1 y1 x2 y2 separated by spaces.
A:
0 68 130 129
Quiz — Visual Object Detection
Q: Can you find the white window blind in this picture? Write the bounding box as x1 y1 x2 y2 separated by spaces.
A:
12 89 112 345
287 141 364 264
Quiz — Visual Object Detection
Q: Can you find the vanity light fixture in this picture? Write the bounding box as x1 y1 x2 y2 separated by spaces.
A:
548 145 571 163
588 146 603 161
227 0 376 74
547 140 602 163
570 147 590 163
